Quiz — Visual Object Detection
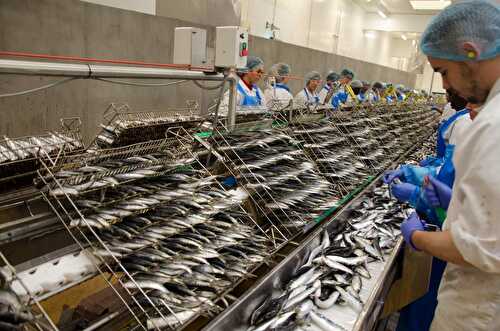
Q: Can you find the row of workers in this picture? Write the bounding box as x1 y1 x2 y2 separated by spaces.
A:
383 1 499 331
219 57 416 113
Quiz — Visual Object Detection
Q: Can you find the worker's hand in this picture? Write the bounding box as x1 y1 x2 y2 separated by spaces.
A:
401 212 425 250
383 169 404 184
424 176 452 210
391 182 418 203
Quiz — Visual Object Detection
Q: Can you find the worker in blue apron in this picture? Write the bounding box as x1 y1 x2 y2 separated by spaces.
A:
383 94 471 331
318 71 340 105
236 56 266 107
331 68 355 109
293 71 322 106
218 56 267 114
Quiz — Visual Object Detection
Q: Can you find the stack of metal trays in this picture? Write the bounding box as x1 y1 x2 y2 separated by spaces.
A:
91 103 204 149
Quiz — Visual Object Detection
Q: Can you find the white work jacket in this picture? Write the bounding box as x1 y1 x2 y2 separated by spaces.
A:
294 88 320 107
318 85 335 105
218 79 267 114
443 111 472 146
431 78 500 331
264 84 293 110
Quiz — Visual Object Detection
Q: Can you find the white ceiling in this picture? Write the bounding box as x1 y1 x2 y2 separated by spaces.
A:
353 0 453 15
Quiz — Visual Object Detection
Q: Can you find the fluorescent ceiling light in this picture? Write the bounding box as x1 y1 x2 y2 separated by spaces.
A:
410 1 451 10
377 9 387 19
364 31 377 39
401 34 407 40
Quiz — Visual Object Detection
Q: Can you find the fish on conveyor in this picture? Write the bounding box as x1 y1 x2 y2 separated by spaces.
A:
245 184 410 330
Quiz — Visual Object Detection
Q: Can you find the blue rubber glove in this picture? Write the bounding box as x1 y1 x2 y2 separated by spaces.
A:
383 169 404 184
419 156 440 167
391 182 419 203
401 212 425 250
424 176 452 210
222 176 237 188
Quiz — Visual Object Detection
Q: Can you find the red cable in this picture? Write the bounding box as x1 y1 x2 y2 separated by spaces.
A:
0 51 214 72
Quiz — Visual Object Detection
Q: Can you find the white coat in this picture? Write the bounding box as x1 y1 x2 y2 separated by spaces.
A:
264 84 293 110
430 78 500 331
443 111 472 146
218 79 267 114
294 88 320 107
318 85 335 105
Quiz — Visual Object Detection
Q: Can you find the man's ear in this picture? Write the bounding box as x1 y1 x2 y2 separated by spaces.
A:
462 41 480 60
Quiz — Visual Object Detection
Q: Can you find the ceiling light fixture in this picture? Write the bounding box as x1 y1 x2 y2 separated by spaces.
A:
401 34 407 40
364 30 377 39
410 0 451 10
377 9 387 19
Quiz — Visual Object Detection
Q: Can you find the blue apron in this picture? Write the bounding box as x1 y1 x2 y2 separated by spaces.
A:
397 111 468 331
304 88 320 104
237 81 262 106
436 109 469 158
357 93 365 102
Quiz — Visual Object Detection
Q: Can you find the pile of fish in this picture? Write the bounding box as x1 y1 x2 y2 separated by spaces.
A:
245 185 410 331
287 106 439 196
94 112 203 149
201 130 341 233
0 132 82 164
82 171 273 330
39 152 196 199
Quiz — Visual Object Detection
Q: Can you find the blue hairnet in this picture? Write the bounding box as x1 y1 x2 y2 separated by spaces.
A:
421 0 500 61
326 71 340 82
246 56 264 71
305 71 321 84
340 68 354 79
350 80 363 88
270 63 291 77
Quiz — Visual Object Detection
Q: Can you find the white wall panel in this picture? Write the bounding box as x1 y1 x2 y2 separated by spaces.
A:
274 0 312 47
364 13 434 33
244 0 275 38
308 0 340 53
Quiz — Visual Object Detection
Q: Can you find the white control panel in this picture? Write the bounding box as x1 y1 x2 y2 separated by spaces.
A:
173 27 208 67
215 26 249 69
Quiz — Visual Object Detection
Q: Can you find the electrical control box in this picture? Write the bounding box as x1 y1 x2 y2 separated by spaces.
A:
215 26 249 69
173 27 207 67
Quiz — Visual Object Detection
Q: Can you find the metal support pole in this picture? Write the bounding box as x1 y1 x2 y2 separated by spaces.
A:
429 70 435 95
227 72 238 131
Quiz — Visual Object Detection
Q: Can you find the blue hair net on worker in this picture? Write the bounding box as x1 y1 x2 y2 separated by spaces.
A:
340 68 354 79
420 0 500 61
326 71 340 82
305 71 321 84
246 56 264 71
270 63 291 77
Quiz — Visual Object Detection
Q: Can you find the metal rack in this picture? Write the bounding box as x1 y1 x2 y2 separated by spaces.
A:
202 129 438 331
0 117 84 189
90 102 204 149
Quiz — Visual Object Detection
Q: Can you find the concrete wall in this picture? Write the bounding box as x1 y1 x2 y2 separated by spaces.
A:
0 0 220 143
0 0 416 144
80 0 156 15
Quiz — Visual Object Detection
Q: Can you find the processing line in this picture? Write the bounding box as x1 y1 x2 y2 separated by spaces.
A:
0 56 441 331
